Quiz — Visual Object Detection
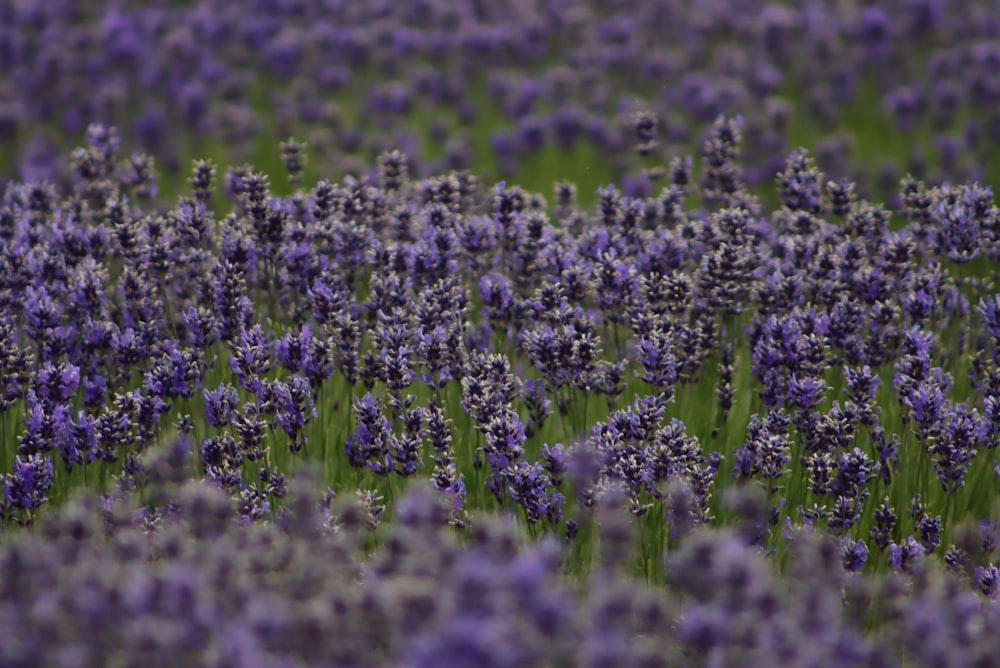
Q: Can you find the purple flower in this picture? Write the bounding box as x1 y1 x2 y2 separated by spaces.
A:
229 325 274 395
676 604 732 653
521 378 551 437
414 325 457 390
276 324 333 390
901 379 948 440
430 460 467 516
18 392 54 457
143 341 203 400
931 184 992 263
982 519 1000 555
23 285 62 342
932 402 981 494
506 461 564 525
190 159 216 203
307 275 347 326
976 564 1000 598
479 273 514 323
787 375 826 412
371 311 416 394
841 538 868 572
566 441 609 500
82 373 108 410
389 406 427 477
482 409 527 474
135 390 170 447
111 326 148 368
34 362 81 405
200 433 243 472
979 294 1000 344
540 443 567 487
214 259 255 341
272 375 316 454
733 411 791 487
828 495 864 534
636 329 678 394
700 115 745 206
181 306 218 348
917 515 942 553
345 393 392 474
750 311 826 407
594 252 637 322
203 384 240 428
632 109 659 156
888 536 925 573
831 448 879 499
2 454 55 516
85 123 121 162
776 148 823 214
844 364 880 419
407 616 531 668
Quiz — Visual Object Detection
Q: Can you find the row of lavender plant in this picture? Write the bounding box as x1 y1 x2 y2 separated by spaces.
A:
2 118 1000 592
5 0 1000 202
3 456 1000 667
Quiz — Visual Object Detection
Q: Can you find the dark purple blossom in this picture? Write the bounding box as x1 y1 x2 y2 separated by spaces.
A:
203 384 240 428
889 536 925 573
272 375 317 454
345 392 392 474
930 183 993 263
143 341 203 400
636 328 678 397
733 411 791 490
540 443 567 488
976 564 1000 598
841 538 868 572
787 375 826 412
505 460 564 525
229 324 274 396
917 515 942 553
831 448 879 500
34 361 81 405
932 402 981 494
1 453 55 518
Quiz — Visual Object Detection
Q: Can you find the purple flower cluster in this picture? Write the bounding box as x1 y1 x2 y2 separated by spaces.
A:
3 472 1000 667
4 104 1000 661
6 0 1000 204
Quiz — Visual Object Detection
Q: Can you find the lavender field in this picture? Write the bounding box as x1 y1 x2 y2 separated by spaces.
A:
5 1 1000 666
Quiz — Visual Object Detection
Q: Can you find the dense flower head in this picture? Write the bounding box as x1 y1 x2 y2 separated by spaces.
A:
346 392 393 474
841 537 869 573
272 375 318 453
1 453 55 517
889 536 926 573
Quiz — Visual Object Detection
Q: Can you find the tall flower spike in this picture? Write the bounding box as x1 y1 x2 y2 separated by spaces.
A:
506 460 564 525
841 538 868 573
888 536 925 573
191 159 216 203
230 325 274 396
636 328 678 398
776 148 824 215
345 393 392 474
272 375 317 454
700 115 745 208
377 149 409 192
632 110 659 157
1 454 55 521
280 138 307 189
